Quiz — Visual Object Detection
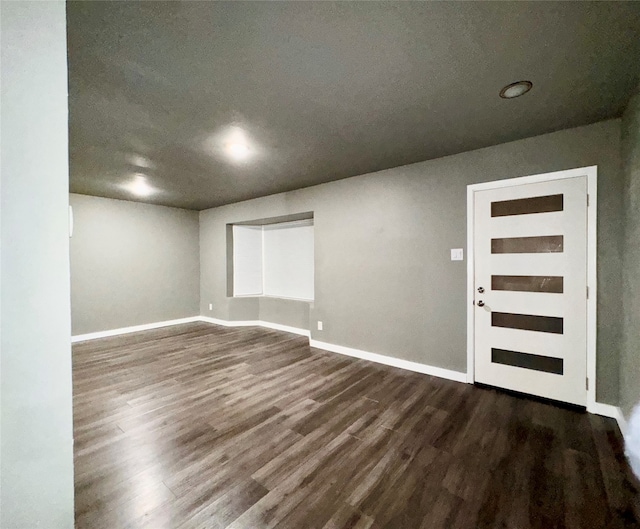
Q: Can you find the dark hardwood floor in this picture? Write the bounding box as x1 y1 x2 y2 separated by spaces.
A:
73 322 640 529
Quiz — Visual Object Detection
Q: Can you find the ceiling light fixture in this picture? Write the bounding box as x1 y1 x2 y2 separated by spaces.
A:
499 80 533 99
123 174 155 197
226 141 251 161
204 125 257 163
127 154 154 169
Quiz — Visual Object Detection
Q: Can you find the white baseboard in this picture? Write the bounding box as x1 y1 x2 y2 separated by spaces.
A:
588 401 627 437
73 315 310 344
73 315 465 383
258 320 310 337
309 339 468 383
73 317 628 439
71 316 202 343
202 319 464 382
199 316 260 327
198 316 310 337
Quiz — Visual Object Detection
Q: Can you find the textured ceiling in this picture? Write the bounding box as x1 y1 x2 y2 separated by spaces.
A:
67 1 640 210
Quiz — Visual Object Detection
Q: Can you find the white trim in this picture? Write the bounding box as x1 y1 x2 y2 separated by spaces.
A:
587 401 619 418
71 316 201 343
309 339 467 383
586 168 598 411
198 316 310 337
73 316 311 342
261 295 314 302
233 220 314 302
199 316 260 327
261 219 314 230
466 166 598 408
261 223 266 297
73 315 625 432
231 294 314 303
259 320 310 337
588 402 627 437
466 182 475 383
465 166 597 192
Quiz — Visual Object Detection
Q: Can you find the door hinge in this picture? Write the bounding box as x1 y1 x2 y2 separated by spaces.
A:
587 194 590 207
586 377 589 391
586 286 589 299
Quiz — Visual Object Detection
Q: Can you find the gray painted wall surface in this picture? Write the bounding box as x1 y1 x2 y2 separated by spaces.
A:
70 194 200 335
259 297 310 330
201 119 623 405
1 2 75 527
621 90 640 419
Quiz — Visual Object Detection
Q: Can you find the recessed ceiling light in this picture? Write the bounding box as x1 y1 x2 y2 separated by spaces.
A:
204 125 258 163
127 154 154 169
226 141 250 161
499 81 533 99
123 174 155 197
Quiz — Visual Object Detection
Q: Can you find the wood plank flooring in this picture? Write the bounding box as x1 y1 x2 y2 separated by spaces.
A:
73 322 640 528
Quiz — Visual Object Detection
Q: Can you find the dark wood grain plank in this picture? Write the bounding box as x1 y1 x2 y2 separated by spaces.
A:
73 322 639 529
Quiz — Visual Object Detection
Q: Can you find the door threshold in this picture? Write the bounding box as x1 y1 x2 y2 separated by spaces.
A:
474 382 587 412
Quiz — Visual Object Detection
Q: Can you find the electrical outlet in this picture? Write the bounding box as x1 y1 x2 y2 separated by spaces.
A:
208 303 213 311
451 248 464 261
317 321 323 331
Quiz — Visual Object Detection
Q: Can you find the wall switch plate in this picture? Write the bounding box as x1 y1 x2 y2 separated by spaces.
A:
209 303 213 311
451 248 464 261
317 321 323 331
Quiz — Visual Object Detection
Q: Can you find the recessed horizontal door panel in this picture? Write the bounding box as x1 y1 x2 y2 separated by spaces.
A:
492 312 563 334
492 235 564 254
491 348 563 375
492 275 563 293
491 194 564 217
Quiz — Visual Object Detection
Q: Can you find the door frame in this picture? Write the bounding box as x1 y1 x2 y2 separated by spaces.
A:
466 165 598 409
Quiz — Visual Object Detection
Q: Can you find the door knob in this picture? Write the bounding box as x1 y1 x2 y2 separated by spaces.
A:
477 287 485 293
477 300 485 307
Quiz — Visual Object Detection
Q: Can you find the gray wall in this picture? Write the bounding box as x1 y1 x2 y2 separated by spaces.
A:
1 2 75 527
201 119 623 405
621 89 640 419
70 194 200 335
259 297 310 330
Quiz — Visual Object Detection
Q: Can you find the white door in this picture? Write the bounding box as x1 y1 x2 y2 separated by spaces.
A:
473 176 588 406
